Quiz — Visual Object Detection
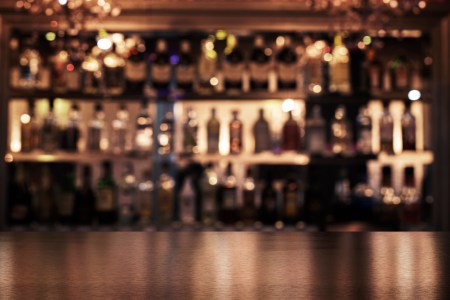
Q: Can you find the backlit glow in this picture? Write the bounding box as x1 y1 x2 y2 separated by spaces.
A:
97 38 112 50
282 99 295 112
408 90 421 101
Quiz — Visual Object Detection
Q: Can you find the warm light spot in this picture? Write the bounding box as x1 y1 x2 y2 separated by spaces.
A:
424 56 432 65
20 113 31 124
45 32 56 41
276 36 285 47
390 0 398 8
312 85 322 94
66 64 75 72
215 30 227 40
358 42 366 49
111 33 124 44
275 221 284 230
264 48 272 56
10 140 21 153
282 98 295 112
58 0 68 5
314 40 326 50
418 1 426 9
210 77 219 86
324 53 333 62
408 90 421 101
4 153 13 163
97 38 112 50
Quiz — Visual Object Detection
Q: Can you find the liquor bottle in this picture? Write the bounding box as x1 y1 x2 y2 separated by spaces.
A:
74 165 96 226
283 172 301 225
7 163 33 226
329 34 351 94
380 102 394 154
366 48 383 92
183 107 199 155
276 36 298 90
150 39 171 93
51 39 69 93
352 164 375 222
137 169 154 227
82 46 101 94
124 35 147 92
103 44 126 95
249 35 271 91
157 162 175 226
65 38 83 92
207 108 220 154
389 55 410 91
400 167 421 225
356 105 373 154
158 110 174 156
333 168 352 221
241 167 257 225
305 105 326 154
197 39 218 94
401 101 416 151
179 175 197 225
55 171 76 226
176 40 195 92
40 98 60 153
134 99 153 157
118 162 138 226
61 103 81 152
15 36 43 89
201 163 218 226
96 161 118 226
223 36 244 92
282 110 300 152
111 103 130 155
35 165 55 226
253 108 271 153
9 35 21 89
87 103 106 152
217 163 239 224
331 105 352 155
380 166 396 204
304 38 326 95
20 99 40 152
229 110 243 155
259 175 278 225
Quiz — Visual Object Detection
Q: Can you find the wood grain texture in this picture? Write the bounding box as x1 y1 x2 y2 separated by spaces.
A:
0 232 450 299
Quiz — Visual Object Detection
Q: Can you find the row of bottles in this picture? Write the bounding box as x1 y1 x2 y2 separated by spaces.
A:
9 31 428 96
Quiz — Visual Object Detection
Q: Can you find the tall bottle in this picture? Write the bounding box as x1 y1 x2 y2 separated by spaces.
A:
305 105 326 154
61 103 81 152
134 99 153 157
157 162 174 226
96 161 118 226
400 167 420 225
201 163 218 226
7 163 33 226
124 35 147 92
356 105 373 154
176 40 195 92
103 44 126 95
183 107 199 155
380 166 396 204
389 55 410 91
118 162 138 226
352 164 375 222
223 36 244 92
207 108 220 154
259 175 278 225
282 110 300 152
158 110 174 156
380 102 394 154
253 108 271 153
111 103 130 155
137 169 154 227
55 171 76 226
401 101 416 151
9 35 21 89
150 39 171 94
331 105 352 155
249 35 271 91
35 165 55 226
179 175 197 225
276 36 298 90
82 46 101 94
15 36 44 90
65 38 84 92
217 163 239 224
333 168 352 221
20 99 40 152
329 34 351 94
283 172 301 225
241 167 257 225
366 48 383 92
304 39 326 95
40 98 60 153
197 39 218 94
51 39 69 93
229 110 243 155
74 165 96 226
87 103 106 152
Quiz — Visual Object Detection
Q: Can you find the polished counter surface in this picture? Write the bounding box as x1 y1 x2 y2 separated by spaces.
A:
0 232 449 299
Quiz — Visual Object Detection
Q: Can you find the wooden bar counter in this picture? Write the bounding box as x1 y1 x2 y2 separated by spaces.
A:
1 232 449 299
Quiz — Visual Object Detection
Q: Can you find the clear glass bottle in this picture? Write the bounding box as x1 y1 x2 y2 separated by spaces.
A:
158 111 174 156
137 169 154 227
356 105 373 154
197 39 218 94
223 36 245 92
111 103 130 155
40 98 60 153
118 162 138 227
401 101 417 151
380 103 394 154
20 99 40 152
253 108 271 153
16 36 43 90
61 103 81 152
366 48 383 92
87 103 106 152
217 163 239 224
124 35 147 92
331 105 352 154
96 161 118 226
179 175 197 225
201 163 218 226
276 36 298 90
305 105 326 154
282 110 300 152
241 167 257 226
329 34 351 94
305 39 326 95
103 44 126 95
207 108 220 154
51 39 69 93
183 107 199 155
229 110 243 155
134 99 153 157
150 39 171 93
176 40 195 92
249 35 271 91
157 162 175 226
82 47 101 94
65 39 84 92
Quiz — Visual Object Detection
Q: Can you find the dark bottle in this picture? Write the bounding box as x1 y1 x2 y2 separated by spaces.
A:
137 169 154 227
253 108 271 153
366 48 383 92
87 103 106 152
74 165 96 226
229 110 243 155
401 101 416 151
389 55 410 91
82 46 101 95
217 163 239 224
183 107 199 155
201 163 218 226
96 161 118 226
35 165 56 226
118 162 138 227
61 103 81 152
333 168 352 222
249 35 271 91
150 39 171 93
356 105 373 154
20 99 40 152
157 162 175 226
124 35 147 92
40 98 60 153
176 40 195 92
283 173 301 225
259 175 278 225
102 44 126 95
56 171 76 226
223 37 244 92
352 164 375 222
158 110 174 156
7 163 33 226
207 108 220 154
134 99 153 157
276 36 298 90
51 39 69 93
401 167 421 225
282 110 300 151
380 102 394 154
241 167 257 225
